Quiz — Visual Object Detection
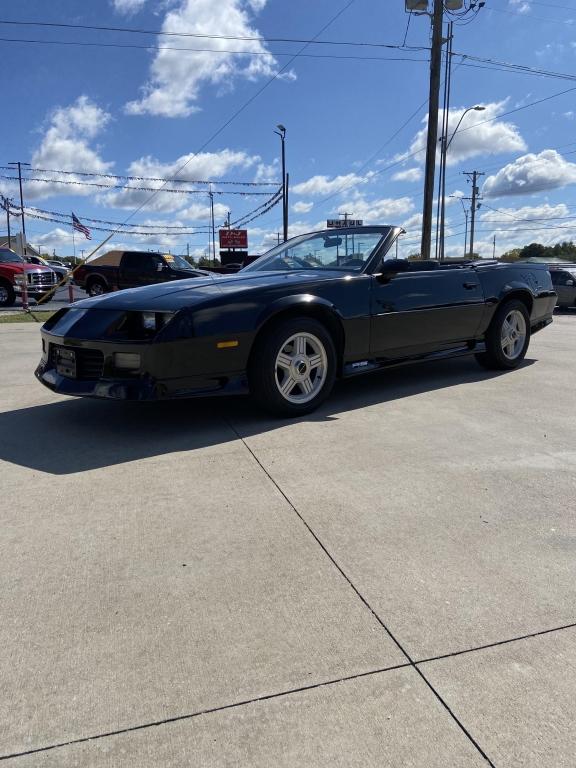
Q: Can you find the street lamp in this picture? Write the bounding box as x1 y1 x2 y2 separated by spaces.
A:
274 124 288 242
445 105 485 152
438 106 485 259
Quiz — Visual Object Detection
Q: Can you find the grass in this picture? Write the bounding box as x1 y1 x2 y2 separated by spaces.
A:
0 311 55 324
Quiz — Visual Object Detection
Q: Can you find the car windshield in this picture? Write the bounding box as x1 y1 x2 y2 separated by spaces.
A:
163 254 197 271
244 228 389 273
0 249 24 264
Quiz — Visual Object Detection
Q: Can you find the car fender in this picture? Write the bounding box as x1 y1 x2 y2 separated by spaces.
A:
255 294 342 330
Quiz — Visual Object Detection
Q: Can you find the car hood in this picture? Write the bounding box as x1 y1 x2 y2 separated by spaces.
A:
73 270 347 311
0 263 54 276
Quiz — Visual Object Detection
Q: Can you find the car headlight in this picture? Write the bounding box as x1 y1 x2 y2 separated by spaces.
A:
141 312 175 332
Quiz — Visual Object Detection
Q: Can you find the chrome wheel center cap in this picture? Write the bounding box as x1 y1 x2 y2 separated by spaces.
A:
292 357 309 380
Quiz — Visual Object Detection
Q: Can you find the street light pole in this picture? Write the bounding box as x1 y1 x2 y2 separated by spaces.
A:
274 124 288 241
439 105 484 260
8 161 31 256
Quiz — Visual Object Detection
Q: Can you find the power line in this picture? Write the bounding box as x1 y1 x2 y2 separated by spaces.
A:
0 174 279 195
0 36 430 64
0 166 280 186
17 205 214 230
0 19 428 50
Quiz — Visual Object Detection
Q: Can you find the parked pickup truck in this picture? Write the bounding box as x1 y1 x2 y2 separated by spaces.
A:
0 248 58 307
73 250 207 297
35 226 557 416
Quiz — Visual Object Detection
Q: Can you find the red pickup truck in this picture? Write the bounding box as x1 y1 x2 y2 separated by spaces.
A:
0 248 58 307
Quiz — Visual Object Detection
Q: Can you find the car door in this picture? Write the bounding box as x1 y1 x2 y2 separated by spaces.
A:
119 252 165 289
551 269 576 307
369 262 486 359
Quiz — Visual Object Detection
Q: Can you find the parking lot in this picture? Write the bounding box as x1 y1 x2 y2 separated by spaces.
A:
1 315 575 766
1 284 88 312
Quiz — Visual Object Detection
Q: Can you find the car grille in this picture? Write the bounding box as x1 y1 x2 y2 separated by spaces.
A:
28 271 57 286
51 345 104 380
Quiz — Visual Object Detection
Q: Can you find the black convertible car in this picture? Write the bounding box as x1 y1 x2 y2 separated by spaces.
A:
36 226 556 415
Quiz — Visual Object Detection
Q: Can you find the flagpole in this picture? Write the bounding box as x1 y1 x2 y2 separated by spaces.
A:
71 212 76 262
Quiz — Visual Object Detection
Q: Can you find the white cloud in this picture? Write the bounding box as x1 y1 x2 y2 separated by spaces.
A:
254 160 280 183
292 173 372 197
0 97 114 202
125 0 286 117
407 102 526 167
483 150 576 198
336 196 414 224
509 0 531 13
35 228 75 248
392 168 422 183
111 0 147 13
480 202 570 227
292 201 313 214
101 148 259 211
178 201 229 222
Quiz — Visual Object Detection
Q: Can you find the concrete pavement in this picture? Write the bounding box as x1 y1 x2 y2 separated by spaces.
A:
0 317 575 766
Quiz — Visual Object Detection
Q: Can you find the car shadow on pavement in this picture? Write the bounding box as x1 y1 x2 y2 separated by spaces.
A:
0 357 535 475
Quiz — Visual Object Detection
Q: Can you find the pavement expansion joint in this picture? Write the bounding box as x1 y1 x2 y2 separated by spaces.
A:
0 662 412 762
225 418 497 768
416 621 576 666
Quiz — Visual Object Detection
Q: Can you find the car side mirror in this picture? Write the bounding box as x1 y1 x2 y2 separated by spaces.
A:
157 262 165 272
377 259 409 281
567 279 575 286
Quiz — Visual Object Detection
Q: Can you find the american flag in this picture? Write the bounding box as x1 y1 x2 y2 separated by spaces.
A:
71 212 91 240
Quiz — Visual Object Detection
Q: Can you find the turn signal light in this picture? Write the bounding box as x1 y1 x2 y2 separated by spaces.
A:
114 352 141 370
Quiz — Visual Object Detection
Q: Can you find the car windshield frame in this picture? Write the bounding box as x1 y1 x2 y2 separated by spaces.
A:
243 227 393 274
0 250 25 264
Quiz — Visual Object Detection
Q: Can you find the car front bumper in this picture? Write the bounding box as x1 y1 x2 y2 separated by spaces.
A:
35 331 250 401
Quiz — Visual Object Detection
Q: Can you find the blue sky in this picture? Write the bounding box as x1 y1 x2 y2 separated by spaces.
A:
2 0 576 259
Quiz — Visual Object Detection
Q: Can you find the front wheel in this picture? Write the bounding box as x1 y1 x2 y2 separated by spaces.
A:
87 278 108 297
249 317 337 416
0 282 15 307
475 299 530 370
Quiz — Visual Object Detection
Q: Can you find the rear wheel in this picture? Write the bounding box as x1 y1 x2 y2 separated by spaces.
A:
249 317 337 416
475 299 530 370
0 281 15 307
87 278 107 297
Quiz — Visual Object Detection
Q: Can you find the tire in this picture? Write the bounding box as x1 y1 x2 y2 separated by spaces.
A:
0 281 15 307
249 317 337 416
86 277 108 297
475 299 530 371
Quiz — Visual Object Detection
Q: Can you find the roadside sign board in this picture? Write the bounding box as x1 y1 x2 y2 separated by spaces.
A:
219 229 248 248
326 219 364 228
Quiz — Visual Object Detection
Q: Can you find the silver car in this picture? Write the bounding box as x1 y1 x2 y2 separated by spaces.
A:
550 266 576 310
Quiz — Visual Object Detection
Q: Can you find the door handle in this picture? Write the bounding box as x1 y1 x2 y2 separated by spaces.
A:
463 282 479 289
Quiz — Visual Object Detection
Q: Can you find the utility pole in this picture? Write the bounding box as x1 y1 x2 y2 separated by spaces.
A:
1 196 12 249
208 187 216 265
464 170 484 257
274 125 288 241
8 161 31 256
420 0 444 260
225 210 231 228
492 234 496 259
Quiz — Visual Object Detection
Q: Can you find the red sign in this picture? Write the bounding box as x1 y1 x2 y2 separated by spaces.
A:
219 229 248 249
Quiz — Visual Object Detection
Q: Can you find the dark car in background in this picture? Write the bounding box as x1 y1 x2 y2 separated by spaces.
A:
73 250 207 297
549 265 576 310
36 226 557 416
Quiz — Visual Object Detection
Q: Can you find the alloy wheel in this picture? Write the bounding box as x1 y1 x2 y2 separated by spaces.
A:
274 332 328 404
501 309 527 360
